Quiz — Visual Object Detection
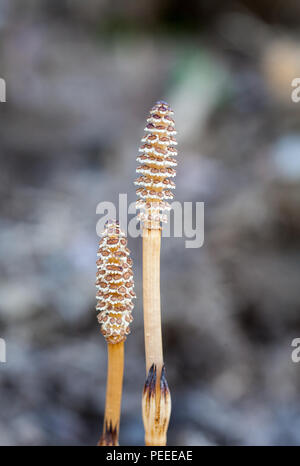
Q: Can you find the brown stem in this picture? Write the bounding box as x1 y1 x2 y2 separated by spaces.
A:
98 342 124 446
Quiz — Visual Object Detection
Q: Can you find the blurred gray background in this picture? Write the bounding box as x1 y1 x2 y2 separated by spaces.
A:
0 0 300 446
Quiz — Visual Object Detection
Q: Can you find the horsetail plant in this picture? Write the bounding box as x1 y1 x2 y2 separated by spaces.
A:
135 101 177 445
96 220 135 446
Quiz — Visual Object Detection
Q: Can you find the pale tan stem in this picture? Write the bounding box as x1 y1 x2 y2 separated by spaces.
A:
142 228 171 446
142 228 163 376
98 342 124 445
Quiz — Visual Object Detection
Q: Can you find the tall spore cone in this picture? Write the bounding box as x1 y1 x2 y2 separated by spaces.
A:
96 220 135 344
96 220 135 446
135 101 177 446
135 101 177 229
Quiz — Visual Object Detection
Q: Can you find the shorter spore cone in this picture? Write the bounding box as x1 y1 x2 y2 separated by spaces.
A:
96 220 136 344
